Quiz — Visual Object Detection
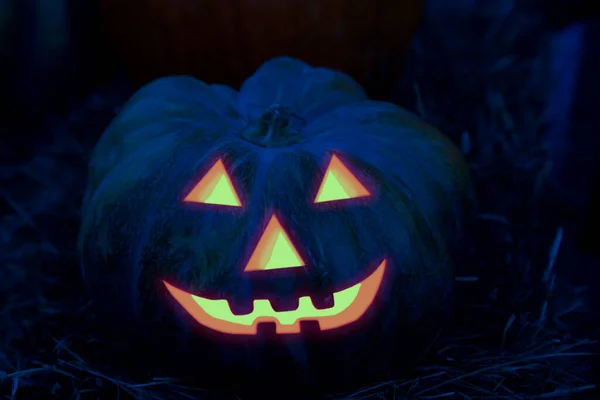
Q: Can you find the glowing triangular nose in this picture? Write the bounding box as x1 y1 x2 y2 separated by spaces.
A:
244 214 305 272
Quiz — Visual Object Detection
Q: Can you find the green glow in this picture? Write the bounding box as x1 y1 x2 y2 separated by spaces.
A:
192 283 361 326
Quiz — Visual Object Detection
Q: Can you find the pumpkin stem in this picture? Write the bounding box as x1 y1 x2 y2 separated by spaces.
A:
240 104 305 147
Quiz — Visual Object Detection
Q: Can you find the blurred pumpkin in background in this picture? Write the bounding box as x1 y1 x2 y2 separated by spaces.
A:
79 57 473 393
98 0 423 98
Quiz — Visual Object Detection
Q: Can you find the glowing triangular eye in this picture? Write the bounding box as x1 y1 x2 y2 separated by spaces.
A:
314 155 370 204
184 159 242 207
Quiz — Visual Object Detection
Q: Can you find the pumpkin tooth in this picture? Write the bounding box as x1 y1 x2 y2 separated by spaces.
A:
256 322 278 336
270 296 300 312
310 293 334 310
227 298 254 316
298 320 321 334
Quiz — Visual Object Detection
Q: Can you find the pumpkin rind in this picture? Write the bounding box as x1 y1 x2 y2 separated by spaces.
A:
79 57 474 389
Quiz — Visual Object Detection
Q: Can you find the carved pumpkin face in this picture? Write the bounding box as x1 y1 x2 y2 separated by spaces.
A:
163 155 387 335
78 57 473 389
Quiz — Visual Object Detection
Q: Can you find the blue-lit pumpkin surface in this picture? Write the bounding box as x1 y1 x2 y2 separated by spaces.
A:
78 57 474 389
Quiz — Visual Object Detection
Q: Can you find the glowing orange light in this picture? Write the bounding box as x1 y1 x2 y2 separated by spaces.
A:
163 259 386 335
184 159 241 207
244 214 304 272
314 154 370 203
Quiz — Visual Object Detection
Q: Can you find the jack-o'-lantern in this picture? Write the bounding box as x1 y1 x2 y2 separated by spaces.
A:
78 57 474 391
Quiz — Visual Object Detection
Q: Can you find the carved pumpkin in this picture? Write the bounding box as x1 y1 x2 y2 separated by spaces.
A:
98 0 423 98
79 57 473 390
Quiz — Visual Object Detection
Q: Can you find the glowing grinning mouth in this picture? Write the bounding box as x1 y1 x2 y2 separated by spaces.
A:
163 259 386 335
